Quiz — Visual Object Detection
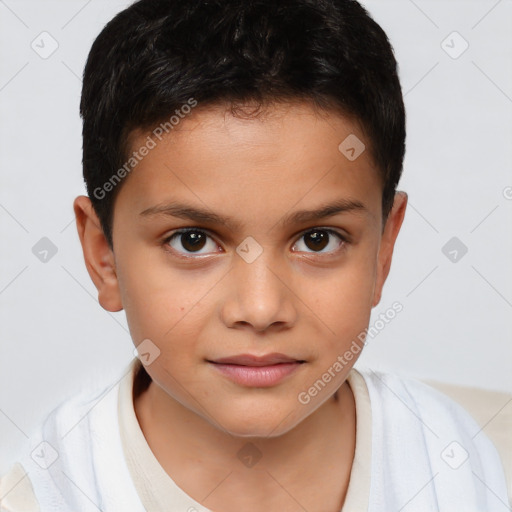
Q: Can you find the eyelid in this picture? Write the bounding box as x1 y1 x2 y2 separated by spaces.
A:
164 226 215 238
299 226 349 241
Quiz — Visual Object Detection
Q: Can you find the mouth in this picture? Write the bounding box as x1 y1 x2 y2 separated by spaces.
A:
207 353 306 387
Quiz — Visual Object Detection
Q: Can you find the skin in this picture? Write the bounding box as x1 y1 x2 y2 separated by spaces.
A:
74 101 407 511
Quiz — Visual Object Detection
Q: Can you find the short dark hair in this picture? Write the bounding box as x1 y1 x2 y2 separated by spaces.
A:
80 0 406 248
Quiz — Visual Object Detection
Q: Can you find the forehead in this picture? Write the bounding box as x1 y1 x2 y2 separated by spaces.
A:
116 101 382 226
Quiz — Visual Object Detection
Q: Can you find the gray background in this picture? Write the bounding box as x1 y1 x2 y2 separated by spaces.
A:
1 0 511 474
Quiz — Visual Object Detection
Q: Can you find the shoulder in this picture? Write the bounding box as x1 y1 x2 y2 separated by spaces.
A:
356 367 490 431
354 368 511 508
423 377 512 506
0 463 40 512
0 369 130 512
356 367 503 452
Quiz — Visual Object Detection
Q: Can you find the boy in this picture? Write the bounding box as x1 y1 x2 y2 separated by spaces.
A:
0 0 509 510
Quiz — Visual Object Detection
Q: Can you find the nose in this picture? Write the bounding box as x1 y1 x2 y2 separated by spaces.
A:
220 249 297 333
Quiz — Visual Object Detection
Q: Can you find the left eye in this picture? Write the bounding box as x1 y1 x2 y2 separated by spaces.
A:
165 228 218 256
292 229 346 254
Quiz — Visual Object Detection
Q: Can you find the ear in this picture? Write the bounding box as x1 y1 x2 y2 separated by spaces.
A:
73 196 123 312
372 191 408 307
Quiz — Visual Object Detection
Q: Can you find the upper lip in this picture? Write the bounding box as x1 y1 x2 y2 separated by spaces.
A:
209 353 304 366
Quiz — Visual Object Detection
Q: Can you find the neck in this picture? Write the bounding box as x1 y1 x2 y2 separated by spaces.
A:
133 368 356 511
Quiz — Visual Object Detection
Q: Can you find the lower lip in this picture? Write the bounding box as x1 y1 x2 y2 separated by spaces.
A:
210 362 303 387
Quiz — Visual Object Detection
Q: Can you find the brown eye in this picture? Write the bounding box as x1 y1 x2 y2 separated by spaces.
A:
304 230 329 251
180 231 206 252
293 229 346 254
165 229 218 256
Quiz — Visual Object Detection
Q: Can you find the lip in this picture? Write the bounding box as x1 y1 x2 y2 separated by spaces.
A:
210 353 303 366
207 353 305 387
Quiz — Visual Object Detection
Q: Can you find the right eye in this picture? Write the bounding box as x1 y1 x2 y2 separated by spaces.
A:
163 228 221 258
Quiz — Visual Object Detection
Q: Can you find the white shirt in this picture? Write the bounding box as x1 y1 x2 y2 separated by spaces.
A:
1 359 509 511
0 359 371 511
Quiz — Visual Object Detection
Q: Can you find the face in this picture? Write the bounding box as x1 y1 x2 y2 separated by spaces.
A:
75 101 406 438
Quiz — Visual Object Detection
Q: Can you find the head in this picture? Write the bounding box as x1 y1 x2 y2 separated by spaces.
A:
75 0 407 437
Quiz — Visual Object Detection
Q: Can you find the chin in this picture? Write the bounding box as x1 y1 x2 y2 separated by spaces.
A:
222 422 293 439
209 406 306 439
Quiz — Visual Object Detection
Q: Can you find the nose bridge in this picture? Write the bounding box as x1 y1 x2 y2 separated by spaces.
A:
222 242 296 331
236 243 283 300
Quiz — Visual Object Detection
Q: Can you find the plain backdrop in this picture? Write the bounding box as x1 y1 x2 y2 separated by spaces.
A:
0 0 511 474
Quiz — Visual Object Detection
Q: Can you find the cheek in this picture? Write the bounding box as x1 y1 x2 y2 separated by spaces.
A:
115 250 189 343
313 247 378 350
116 255 218 364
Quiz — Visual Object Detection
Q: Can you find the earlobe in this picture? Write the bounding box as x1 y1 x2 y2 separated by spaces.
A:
73 196 123 312
372 191 408 307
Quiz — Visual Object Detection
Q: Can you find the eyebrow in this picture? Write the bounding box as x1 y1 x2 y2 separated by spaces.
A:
139 198 367 231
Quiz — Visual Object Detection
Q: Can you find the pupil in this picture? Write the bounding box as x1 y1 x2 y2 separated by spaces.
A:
306 231 328 251
182 232 205 252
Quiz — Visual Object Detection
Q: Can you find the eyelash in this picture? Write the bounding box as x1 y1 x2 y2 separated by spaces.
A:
162 227 349 259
